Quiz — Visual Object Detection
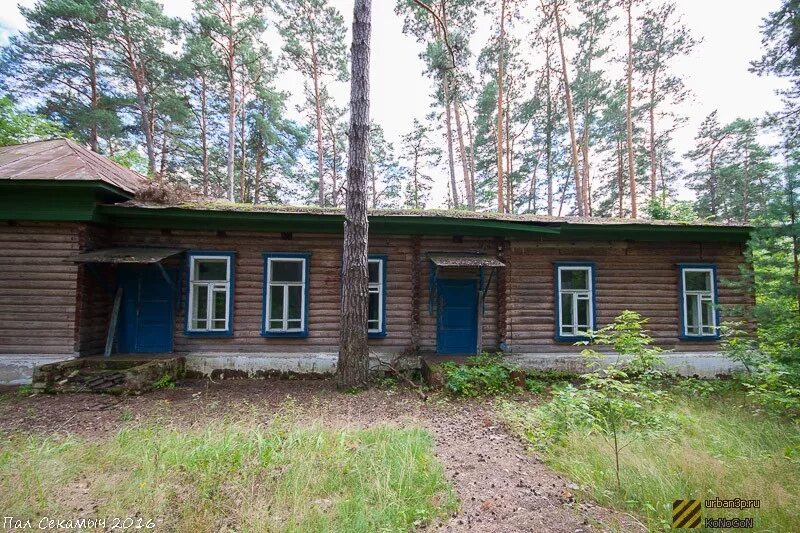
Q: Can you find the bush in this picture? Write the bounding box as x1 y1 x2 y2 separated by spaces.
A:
439 353 518 397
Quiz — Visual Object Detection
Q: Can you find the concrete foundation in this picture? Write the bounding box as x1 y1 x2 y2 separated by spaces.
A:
2 350 742 385
0 354 76 385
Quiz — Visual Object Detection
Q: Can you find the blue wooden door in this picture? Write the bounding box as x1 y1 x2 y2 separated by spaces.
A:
437 279 478 354
117 266 175 353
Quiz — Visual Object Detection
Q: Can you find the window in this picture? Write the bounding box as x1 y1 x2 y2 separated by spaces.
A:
679 265 718 338
555 263 595 339
263 254 309 336
187 252 234 335
368 256 387 337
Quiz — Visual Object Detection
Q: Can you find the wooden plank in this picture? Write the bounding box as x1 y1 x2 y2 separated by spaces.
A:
104 287 123 357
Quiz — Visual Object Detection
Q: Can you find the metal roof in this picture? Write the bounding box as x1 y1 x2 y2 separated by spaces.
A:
66 247 184 264
0 139 148 194
428 254 506 268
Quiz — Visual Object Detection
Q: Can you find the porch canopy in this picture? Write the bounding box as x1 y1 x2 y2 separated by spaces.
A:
427 254 505 317
65 247 184 264
428 254 505 268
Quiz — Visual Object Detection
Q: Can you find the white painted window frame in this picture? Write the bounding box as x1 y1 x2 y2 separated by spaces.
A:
557 265 594 337
681 267 717 337
368 258 384 334
188 255 232 333
265 257 307 333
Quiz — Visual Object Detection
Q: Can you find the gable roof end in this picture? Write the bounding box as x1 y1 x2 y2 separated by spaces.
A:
0 138 148 194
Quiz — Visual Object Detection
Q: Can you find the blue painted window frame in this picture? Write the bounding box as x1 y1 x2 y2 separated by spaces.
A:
678 263 720 341
554 261 597 342
368 255 388 338
262 253 310 338
184 251 235 337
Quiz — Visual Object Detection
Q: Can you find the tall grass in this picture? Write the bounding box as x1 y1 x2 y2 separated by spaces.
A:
0 417 456 532
502 393 800 531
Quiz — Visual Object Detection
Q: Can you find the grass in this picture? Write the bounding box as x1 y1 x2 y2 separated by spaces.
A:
0 414 456 532
501 391 800 531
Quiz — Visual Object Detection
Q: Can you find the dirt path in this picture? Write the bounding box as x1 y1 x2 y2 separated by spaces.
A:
0 380 642 532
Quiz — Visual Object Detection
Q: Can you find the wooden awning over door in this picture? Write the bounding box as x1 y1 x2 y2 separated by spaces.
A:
65 247 184 264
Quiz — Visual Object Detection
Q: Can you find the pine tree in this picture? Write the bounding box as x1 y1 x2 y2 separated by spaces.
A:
401 118 441 209
338 0 372 390
195 0 268 201
0 0 122 152
634 0 696 201
276 0 348 207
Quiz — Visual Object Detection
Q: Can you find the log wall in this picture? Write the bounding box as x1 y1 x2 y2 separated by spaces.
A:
0 221 81 356
506 239 751 352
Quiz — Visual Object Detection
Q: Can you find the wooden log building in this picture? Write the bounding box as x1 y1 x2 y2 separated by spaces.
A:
0 139 754 383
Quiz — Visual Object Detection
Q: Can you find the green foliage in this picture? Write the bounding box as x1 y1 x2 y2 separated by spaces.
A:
16 384 32 396
152 374 175 390
643 196 697 222
439 353 518 397
0 96 64 146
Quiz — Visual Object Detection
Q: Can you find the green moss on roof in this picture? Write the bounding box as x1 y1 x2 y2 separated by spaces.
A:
122 200 752 229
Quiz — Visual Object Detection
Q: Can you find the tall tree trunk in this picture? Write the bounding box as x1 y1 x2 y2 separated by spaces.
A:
311 41 326 207
580 105 591 216
159 127 168 177
505 97 512 213
453 96 473 209
200 74 209 196
617 138 625 217
254 144 262 204
442 80 460 208
239 83 248 202
553 0 583 216
625 0 637 218
226 42 236 202
88 39 99 153
337 0 372 390
545 55 553 216
496 0 507 213
648 67 658 200
743 150 750 222
462 101 477 205
412 150 420 208
790 178 800 315
132 63 157 176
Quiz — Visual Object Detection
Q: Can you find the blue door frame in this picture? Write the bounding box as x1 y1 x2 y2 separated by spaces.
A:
436 278 479 354
117 265 176 353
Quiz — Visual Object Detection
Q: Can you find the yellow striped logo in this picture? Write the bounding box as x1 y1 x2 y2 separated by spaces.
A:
672 499 702 529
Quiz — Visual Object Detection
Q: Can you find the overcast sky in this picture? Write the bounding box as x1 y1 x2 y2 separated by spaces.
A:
0 0 787 205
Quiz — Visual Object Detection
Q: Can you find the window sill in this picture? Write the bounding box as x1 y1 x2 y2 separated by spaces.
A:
262 330 308 338
185 330 233 338
554 335 592 343
679 335 720 342
368 331 387 339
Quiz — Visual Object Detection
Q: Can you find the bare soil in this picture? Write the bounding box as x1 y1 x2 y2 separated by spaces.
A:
0 380 643 532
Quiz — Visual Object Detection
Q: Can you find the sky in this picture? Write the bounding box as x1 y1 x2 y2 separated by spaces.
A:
0 0 787 205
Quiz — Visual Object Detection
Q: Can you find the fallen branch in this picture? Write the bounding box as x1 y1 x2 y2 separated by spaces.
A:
370 353 428 401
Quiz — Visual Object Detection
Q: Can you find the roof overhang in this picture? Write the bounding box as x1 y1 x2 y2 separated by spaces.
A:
66 247 184 264
428 254 506 268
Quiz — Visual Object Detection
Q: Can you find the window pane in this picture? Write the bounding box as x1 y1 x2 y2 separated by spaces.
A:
192 285 208 326
368 261 380 283
212 289 227 323
287 285 302 321
212 319 226 330
701 297 714 329
685 294 699 334
195 259 228 281
368 292 380 323
560 293 573 328
577 296 590 330
193 318 207 330
685 270 711 291
269 319 283 329
269 287 284 324
561 268 589 290
271 260 303 282
287 319 302 330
